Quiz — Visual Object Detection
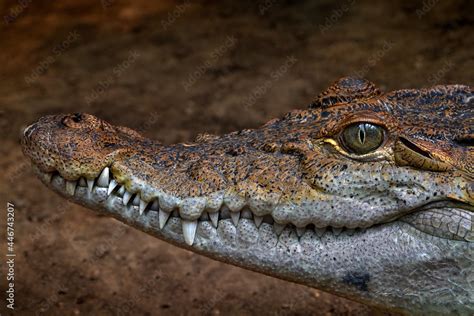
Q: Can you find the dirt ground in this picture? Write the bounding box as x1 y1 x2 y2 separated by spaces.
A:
0 0 472 315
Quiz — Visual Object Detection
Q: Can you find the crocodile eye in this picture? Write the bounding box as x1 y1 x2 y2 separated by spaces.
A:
340 123 384 154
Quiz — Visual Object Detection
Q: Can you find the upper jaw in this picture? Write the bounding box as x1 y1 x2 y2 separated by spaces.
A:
31 161 474 245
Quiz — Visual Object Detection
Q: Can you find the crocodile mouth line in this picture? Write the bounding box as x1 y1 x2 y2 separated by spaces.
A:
33 165 472 245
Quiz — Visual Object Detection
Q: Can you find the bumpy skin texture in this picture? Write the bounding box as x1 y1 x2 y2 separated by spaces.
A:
22 78 473 315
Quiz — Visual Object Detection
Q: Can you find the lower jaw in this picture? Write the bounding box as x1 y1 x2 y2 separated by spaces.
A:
35 169 474 314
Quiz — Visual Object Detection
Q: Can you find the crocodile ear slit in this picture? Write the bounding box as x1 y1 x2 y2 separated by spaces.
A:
394 137 453 172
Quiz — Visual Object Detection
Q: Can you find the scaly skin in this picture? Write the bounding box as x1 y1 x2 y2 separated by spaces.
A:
22 78 473 315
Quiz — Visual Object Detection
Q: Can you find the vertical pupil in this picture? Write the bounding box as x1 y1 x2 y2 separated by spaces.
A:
358 124 366 144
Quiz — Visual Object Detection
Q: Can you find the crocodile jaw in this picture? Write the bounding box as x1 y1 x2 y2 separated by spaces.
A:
21 78 474 314
33 166 473 315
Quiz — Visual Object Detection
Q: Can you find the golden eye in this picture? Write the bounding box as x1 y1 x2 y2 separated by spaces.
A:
340 123 384 154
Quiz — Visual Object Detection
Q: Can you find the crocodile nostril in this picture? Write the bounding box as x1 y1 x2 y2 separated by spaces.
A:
71 113 83 123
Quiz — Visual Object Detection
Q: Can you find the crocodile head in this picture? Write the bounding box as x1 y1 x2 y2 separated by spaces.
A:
22 78 473 314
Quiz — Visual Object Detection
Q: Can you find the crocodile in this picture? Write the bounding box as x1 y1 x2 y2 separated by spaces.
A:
21 77 473 315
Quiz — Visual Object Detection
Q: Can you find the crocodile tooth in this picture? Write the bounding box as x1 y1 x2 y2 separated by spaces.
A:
107 179 118 195
117 186 125 196
65 180 77 195
123 191 133 205
315 227 326 237
332 227 343 236
159 210 171 229
87 179 95 192
296 227 306 237
230 211 240 226
182 220 197 246
208 212 219 228
253 215 263 228
78 178 87 187
150 199 159 211
139 199 148 215
273 223 285 235
97 167 109 187
132 194 140 206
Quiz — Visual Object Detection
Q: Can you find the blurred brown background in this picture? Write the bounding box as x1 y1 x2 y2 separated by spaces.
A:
0 0 472 315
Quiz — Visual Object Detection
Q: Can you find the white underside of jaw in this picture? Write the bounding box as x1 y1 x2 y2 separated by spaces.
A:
40 166 368 246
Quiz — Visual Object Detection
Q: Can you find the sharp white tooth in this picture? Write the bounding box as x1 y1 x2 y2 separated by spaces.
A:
65 180 77 195
139 199 148 215
296 227 306 237
182 220 197 246
123 191 132 205
254 215 263 228
332 227 343 236
315 227 326 237
97 167 109 187
273 223 285 235
132 194 140 206
208 212 219 228
107 179 118 195
230 211 240 226
118 186 125 196
159 210 171 229
87 179 95 192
